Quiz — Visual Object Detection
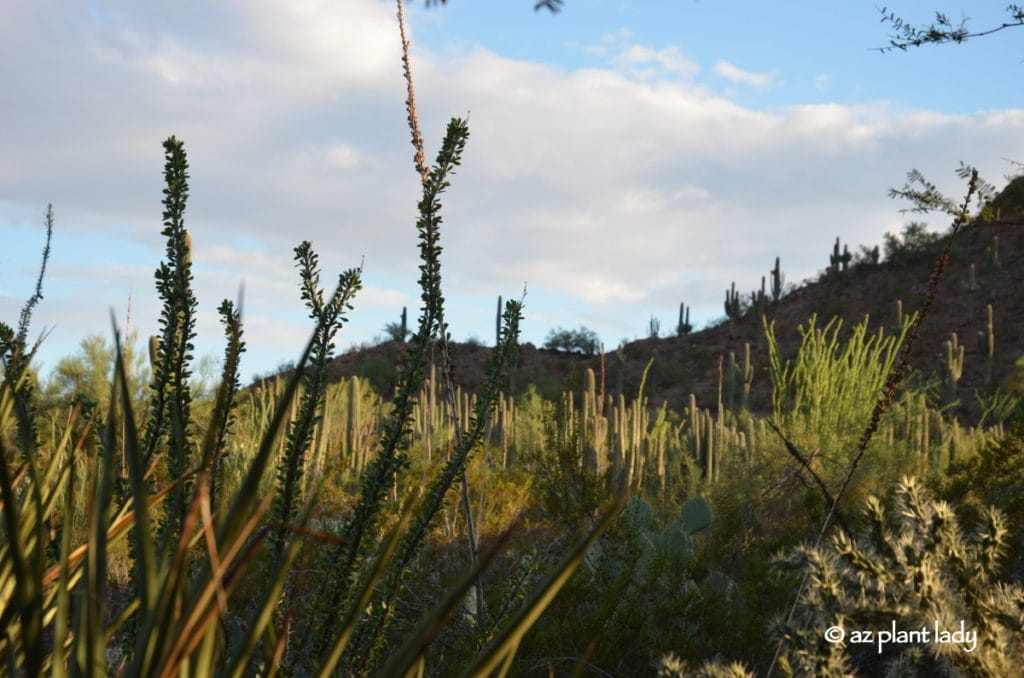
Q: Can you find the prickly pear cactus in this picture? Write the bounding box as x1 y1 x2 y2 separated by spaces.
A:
624 494 654 531
680 496 712 534
657 522 695 567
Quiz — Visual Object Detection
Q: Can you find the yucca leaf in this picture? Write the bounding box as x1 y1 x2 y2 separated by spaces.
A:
0 435 43 675
113 323 160 627
52 453 76 678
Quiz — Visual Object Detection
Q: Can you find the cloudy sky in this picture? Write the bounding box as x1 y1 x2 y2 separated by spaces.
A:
3 1 1022 383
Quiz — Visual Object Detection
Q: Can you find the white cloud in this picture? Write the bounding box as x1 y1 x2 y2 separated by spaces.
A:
612 45 700 77
713 60 777 88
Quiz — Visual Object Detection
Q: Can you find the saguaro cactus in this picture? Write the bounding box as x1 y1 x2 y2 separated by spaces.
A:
944 333 964 405
978 304 995 384
741 342 753 411
648 315 660 339
725 352 739 412
495 294 502 346
724 282 740 320
770 256 784 303
751 277 767 318
829 237 852 274
988 234 1000 268
677 302 692 336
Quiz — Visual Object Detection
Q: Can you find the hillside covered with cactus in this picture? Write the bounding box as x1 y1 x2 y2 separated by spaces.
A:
322 176 1024 426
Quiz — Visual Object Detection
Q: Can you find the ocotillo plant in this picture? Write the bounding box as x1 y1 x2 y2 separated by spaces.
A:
0 202 52 468
304 120 476 659
209 298 246 515
272 241 361 556
145 137 198 551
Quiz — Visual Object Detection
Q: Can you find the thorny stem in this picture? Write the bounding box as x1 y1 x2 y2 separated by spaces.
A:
398 0 485 629
397 0 429 184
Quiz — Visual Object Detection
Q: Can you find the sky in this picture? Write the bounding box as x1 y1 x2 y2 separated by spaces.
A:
2 0 1023 385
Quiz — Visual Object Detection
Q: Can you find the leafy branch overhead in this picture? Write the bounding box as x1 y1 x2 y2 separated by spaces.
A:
878 4 1024 51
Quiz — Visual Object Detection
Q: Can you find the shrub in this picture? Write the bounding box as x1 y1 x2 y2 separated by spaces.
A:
354 353 399 396
882 221 943 263
543 326 600 356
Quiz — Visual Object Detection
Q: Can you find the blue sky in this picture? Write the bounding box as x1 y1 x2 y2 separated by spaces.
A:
2 1 1022 385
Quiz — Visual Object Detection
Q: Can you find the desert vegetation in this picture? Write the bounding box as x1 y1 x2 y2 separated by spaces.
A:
3 2 1023 676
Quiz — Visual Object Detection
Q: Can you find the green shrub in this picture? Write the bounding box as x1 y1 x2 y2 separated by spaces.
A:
543 326 600 356
882 221 943 263
354 353 399 396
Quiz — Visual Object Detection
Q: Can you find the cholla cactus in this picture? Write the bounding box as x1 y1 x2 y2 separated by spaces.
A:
774 476 1024 676
656 653 754 677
